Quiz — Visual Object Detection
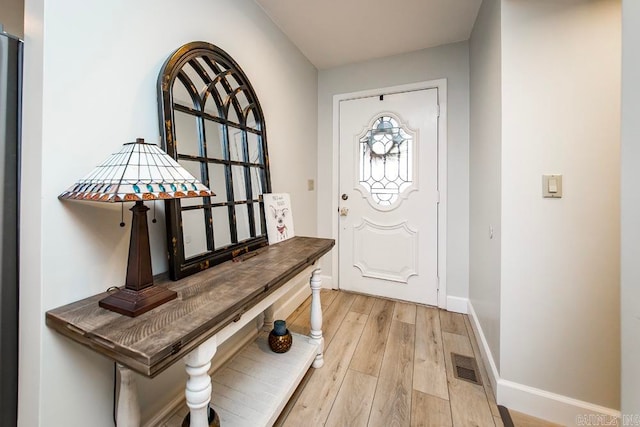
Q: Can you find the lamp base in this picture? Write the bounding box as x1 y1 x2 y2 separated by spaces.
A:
99 285 177 317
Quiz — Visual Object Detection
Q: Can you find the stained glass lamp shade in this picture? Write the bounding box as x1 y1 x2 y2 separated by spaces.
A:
59 138 215 317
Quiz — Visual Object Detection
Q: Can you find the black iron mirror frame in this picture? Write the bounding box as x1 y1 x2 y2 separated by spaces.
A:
157 41 272 280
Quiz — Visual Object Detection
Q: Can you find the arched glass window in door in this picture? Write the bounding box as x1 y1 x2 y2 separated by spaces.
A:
158 42 271 280
359 115 413 207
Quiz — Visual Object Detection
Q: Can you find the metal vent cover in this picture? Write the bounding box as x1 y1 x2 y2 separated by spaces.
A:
451 353 482 385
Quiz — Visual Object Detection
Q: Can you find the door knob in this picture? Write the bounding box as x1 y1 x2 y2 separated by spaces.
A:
340 207 349 216
341 194 349 201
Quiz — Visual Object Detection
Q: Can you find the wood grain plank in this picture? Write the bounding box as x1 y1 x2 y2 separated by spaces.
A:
282 311 368 426
393 301 417 324
273 369 315 427
442 332 495 427
320 289 339 310
291 289 338 319
369 320 415 427
439 310 467 336
212 378 275 415
349 298 395 377
45 236 335 377
286 289 337 327
287 289 353 340
286 295 311 327
211 392 265 424
350 294 376 315
411 390 452 427
325 369 377 427
510 410 563 427
321 291 357 348
413 306 449 400
288 297 311 336
464 315 500 418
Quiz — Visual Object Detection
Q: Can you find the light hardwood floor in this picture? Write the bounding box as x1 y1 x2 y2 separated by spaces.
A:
274 290 559 427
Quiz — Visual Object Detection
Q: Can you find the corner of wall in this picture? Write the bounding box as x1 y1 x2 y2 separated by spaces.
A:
467 300 500 393
445 296 468 314
467 299 621 426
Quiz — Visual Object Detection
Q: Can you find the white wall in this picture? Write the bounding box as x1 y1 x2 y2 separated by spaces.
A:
468 0 502 372
19 0 318 425
317 42 470 299
501 0 620 410
621 0 640 418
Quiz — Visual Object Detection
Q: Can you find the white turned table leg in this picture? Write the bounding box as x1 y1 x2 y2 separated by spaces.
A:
116 364 141 427
309 268 324 368
263 305 275 332
184 335 218 427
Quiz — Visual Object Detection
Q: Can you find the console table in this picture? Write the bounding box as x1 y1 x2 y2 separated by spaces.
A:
46 236 334 427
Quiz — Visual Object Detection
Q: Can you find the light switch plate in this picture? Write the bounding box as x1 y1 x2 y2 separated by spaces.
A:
542 174 562 198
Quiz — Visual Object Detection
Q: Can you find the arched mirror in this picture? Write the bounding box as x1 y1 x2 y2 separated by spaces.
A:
158 42 271 280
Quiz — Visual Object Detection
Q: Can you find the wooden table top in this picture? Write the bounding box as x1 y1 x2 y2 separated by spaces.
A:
46 236 334 377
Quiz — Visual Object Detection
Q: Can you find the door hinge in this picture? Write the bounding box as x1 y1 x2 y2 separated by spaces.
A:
436 104 441 117
436 191 440 204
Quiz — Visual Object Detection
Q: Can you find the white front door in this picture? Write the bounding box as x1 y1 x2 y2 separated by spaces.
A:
338 88 440 305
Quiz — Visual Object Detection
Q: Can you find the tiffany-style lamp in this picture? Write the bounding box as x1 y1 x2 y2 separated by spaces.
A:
59 138 214 317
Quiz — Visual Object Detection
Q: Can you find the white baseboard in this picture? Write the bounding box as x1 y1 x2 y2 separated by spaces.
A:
467 301 620 426
143 391 185 427
498 379 621 426
320 274 334 289
445 295 468 314
467 301 500 393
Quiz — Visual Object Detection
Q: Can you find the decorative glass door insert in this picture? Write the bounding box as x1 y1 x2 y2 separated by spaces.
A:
357 114 416 210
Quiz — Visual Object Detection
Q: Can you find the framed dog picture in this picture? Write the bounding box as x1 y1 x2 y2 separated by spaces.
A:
264 193 295 244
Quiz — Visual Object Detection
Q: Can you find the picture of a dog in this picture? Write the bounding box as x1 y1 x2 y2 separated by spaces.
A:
270 205 289 241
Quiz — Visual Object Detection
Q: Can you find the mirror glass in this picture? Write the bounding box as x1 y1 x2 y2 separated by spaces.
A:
181 209 209 259
226 73 240 91
228 129 244 162
236 91 250 113
232 166 247 202
247 133 261 164
246 109 258 130
182 62 207 98
203 92 221 117
250 167 263 199
174 111 200 157
214 81 227 98
227 103 240 124
235 204 250 242
204 120 225 159
253 202 262 236
173 80 194 108
179 159 205 208
212 207 231 249
207 163 228 202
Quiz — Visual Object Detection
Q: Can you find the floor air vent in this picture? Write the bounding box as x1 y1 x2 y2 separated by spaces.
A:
451 353 482 385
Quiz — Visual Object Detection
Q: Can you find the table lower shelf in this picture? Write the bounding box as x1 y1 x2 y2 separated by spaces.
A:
166 332 319 427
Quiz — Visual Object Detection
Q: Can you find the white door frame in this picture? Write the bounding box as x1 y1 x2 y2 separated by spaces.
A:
331 79 448 309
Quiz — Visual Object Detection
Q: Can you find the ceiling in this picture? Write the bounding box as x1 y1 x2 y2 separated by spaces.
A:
255 0 483 69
